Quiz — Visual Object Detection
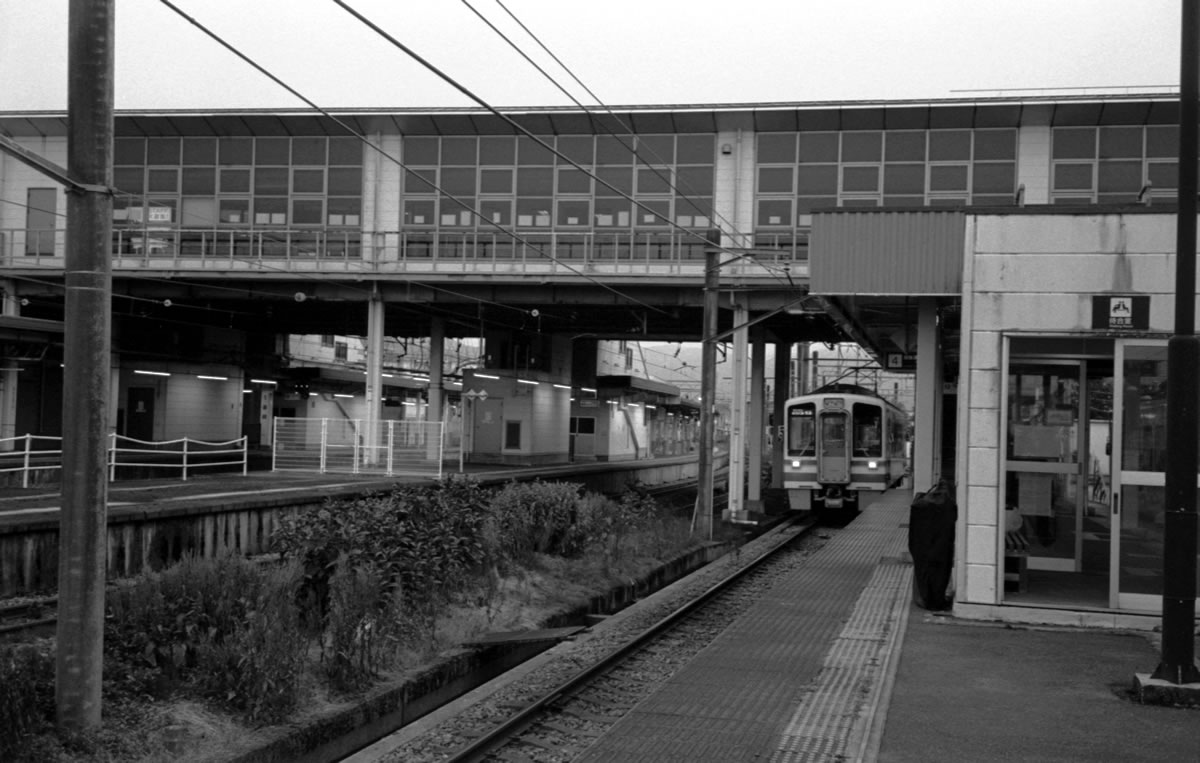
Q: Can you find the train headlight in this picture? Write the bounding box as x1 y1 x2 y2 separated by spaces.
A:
791 460 800 468
868 460 878 469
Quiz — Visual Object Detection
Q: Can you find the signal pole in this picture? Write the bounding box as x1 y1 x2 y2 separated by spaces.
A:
57 0 115 732
694 230 721 540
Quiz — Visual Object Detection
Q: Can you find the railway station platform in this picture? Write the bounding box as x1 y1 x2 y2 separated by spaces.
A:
570 490 1200 762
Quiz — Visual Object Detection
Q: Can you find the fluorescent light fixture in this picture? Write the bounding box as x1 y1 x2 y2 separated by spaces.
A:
553 383 571 390
403 401 417 406
243 389 252 394
608 400 618 405
197 375 228 381
645 404 657 409
448 380 463 386
382 373 394 378
474 373 500 380
250 378 277 385
580 387 596 393
134 370 170 377
517 379 538 386
333 393 353 399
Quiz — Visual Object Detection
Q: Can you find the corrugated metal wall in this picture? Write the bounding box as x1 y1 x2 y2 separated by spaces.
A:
810 211 965 295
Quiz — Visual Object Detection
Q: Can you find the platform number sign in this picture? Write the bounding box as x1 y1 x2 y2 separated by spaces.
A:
1092 295 1149 331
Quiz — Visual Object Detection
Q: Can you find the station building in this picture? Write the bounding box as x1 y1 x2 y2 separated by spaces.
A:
0 90 1191 623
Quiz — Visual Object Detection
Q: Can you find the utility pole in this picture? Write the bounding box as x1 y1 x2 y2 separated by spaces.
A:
1150 0 1200 688
694 230 721 540
57 0 115 732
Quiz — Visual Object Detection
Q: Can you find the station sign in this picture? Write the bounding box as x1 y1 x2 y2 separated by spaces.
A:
1091 295 1149 331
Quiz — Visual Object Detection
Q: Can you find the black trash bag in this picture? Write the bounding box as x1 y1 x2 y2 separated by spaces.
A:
908 480 957 610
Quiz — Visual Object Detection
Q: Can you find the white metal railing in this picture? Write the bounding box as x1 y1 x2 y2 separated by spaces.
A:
272 417 445 478
0 226 805 278
108 434 248 481
0 434 65 488
0 432 248 486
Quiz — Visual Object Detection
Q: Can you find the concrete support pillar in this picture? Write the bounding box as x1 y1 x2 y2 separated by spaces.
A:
913 297 943 494
771 339 791 490
364 291 385 466
0 282 17 448
746 329 766 512
726 294 749 521
427 317 445 422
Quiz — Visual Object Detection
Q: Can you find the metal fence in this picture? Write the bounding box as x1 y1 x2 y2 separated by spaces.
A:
272 417 445 478
0 432 247 487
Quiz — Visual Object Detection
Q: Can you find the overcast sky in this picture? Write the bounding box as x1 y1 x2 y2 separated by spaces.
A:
0 0 1184 112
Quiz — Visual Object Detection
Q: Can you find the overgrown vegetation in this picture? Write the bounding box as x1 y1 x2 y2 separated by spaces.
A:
3 476 702 761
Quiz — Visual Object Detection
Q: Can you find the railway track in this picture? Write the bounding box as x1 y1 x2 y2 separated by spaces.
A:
358 514 827 763
0 595 57 642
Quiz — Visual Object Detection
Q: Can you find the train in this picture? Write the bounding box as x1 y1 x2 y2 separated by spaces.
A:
782 384 910 515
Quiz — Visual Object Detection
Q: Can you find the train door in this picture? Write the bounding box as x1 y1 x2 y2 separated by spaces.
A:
817 408 849 484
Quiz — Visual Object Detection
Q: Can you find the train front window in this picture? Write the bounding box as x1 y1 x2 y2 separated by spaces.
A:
853 403 883 457
820 415 847 456
787 403 815 456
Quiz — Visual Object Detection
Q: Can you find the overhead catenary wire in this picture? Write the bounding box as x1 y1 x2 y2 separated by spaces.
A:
154 0 669 317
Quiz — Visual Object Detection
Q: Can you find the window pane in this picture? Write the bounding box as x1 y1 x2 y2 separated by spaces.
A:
972 163 1015 194
479 136 515 164
974 130 1016 160
1146 125 1178 158
1052 127 1096 160
182 167 215 195
480 168 513 194
292 199 323 224
557 167 592 194
637 167 672 194
676 165 714 194
404 137 440 165
479 199 511 225
798 132 839 162
254 197 287 224
182 138 216 165
114 167 144 194
634 198 670 226
220 169 250 193
883 164 924 195
291 137 326 165
434 137 473 166
517 136 555 165
796 196 838 213
758 166 794 193
328 137 361 165
596 135 635 165
218 138 253 165
219 199 248 224
1054 163 1094 191
515 198 553 226
885 132 925 162
595 166 633 195
557 199 590 226
556 136 593 165
797 165 838 195
1098 160 1143 193
327 197 360 225
115 138 145 165
292 169 325 193
147 138 181 164
1099 126 1143 159
440 167 476 195
327 167 361 195
676 134 715 163
758 133 798 163
842 165 879 193
517 167 554 195
758 198 794 226
439 197 475 226
254 167 289 195
147 169 177 193
404 199 435 225
929 164 967 191
929 130 971 161
594 198 630 226
636 135 674 163
841 131 882 162
255 138 290 165
1148 161 1178 188
403 168 438 194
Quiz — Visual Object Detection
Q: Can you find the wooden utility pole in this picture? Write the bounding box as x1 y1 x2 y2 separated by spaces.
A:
57 0 114 732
